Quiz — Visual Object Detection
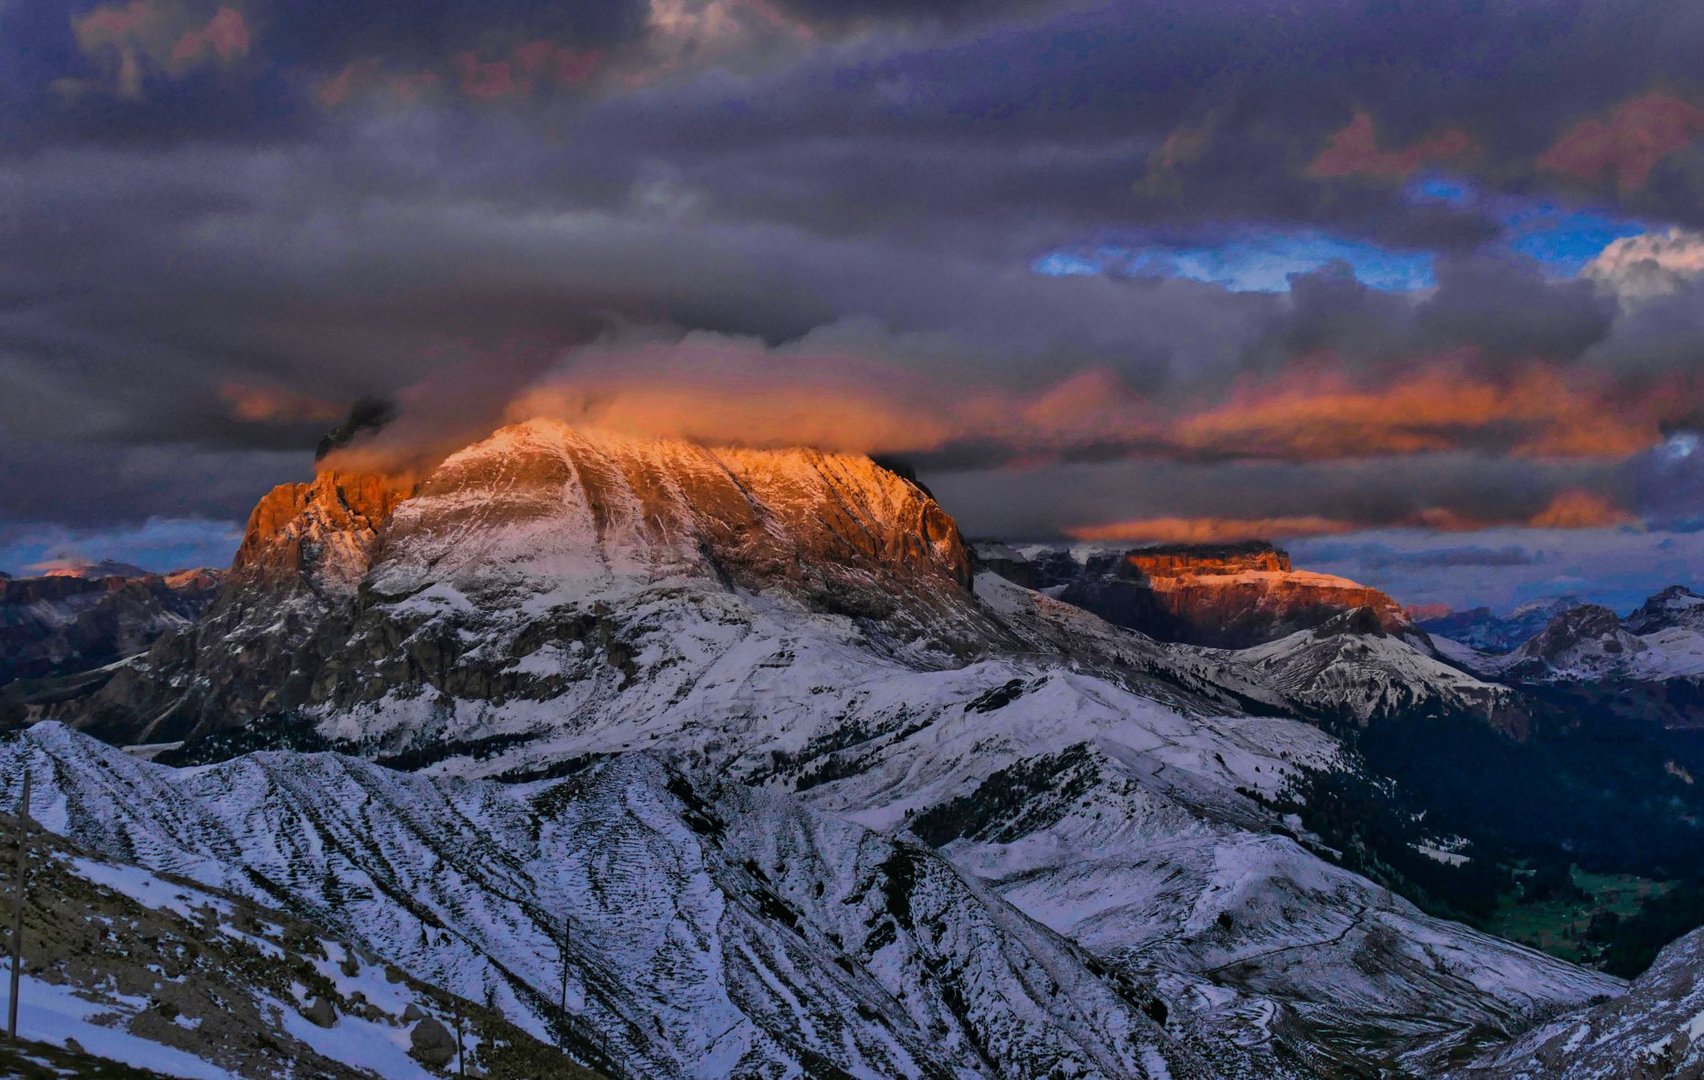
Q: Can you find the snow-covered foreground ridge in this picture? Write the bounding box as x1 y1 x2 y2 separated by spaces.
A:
0 764 599 1080
4 722 1210 1079
7 698 1613 1080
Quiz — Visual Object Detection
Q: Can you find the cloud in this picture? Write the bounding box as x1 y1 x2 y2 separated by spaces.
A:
1063 515 1357 544
0 516 245 576
1538 92 1704 193
220 382 343 424
1171 357 1669 461
69 1 252 100
1583 227 1704 304
1309 111 1473 180
6 0 1704 613
1528 489 1638 528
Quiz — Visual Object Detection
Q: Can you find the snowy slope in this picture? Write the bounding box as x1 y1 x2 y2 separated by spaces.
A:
3 723 1219 1080
1200 609 1528 733
0 790 599 1079
1458 926 1704 1079
1489 592 1704 683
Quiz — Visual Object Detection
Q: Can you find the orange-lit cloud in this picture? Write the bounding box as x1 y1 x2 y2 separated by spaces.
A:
503 337 965 455
1309 110 1473 179
1528 489 1637 529
319 41 604 108
1174 358 1669 461
220 382 343 424
71 1 250 99
1064 515 1359 543
1538 92 1704 192
169 7 249 66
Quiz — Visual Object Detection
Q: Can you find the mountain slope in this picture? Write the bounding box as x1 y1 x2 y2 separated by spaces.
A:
2 722 1211 1080
1212 609 1530 735
1417 597 1584 654
0 569 221 687
1458 926 1704 1079
1487 592 1704 684
0 790 601 1079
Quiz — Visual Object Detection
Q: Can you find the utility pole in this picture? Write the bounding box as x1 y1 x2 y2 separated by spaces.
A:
8 770 30 1041
453 998 465 1077
557 911 570 1048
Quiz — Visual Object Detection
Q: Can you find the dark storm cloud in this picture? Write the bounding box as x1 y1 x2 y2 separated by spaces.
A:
1362 545 1539 570
3 0 1704 601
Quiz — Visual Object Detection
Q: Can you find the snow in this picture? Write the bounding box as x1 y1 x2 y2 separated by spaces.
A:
276 996 434 1079
7 976 232 1079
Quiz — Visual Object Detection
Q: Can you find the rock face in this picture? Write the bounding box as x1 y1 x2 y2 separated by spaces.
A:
1222 606 1531 733
1475 587 1704 688
1507 605 1645 677
976 540 1418 649
231 469 419 595
0 568 222 686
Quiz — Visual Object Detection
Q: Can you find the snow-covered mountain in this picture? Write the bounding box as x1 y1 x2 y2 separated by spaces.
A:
11 418 1661 1075
1479 589 1704 684
1417 596 1584 654
2 722 1240 1079
1205 608 1529 734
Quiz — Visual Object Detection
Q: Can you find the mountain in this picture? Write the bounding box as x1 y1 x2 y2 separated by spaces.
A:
1483 591 1704 685
8 419 1657 1075
0 567 223 691
1459 926 1704 1079
0 784 602 1079
1626 585 1704 634
973 540 1420 650
34 558 152 579
1208 607 1530 735
1418 595 1584 654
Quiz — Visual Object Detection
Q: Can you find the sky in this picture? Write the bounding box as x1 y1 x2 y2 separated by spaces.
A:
2 0 1703 613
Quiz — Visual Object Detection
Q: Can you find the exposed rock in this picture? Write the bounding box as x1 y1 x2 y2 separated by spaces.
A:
55 420 987 745
1501 605 1648 681
302 995 338 1028
1625 585 1704 634
410 1017 457 1067
975 540 1419 649
402 1001 427 1021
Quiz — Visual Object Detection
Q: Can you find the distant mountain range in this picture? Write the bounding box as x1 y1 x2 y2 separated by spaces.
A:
2 418 1701 1078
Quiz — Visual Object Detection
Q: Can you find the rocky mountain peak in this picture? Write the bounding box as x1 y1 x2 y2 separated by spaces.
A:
1500 603 1650 682
231 468 419 595
367 418 972 601
1311 605 1392 639
1625 585 1704 634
